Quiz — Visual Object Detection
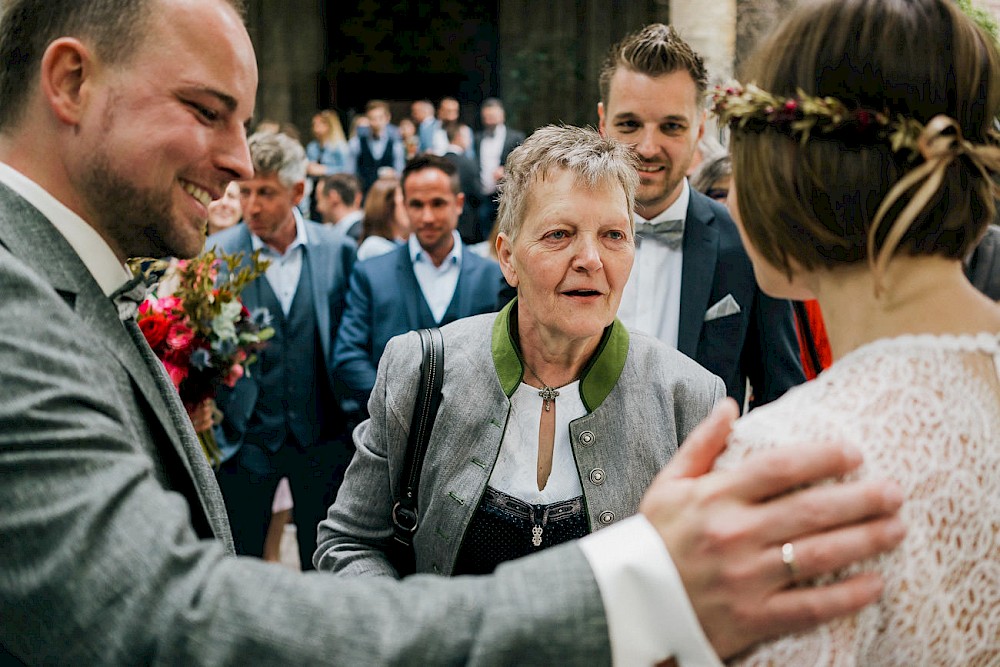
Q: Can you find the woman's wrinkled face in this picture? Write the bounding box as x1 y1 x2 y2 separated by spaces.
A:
498 169 634 346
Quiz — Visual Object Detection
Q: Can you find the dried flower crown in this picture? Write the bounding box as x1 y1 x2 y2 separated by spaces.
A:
710 82 1000 294
709 83 926 153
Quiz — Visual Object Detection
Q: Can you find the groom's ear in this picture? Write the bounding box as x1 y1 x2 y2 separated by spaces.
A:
41 37 96 127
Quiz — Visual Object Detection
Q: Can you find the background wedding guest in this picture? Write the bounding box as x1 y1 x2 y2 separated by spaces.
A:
597 23 805 410
207 131 357 570
356 175 409 261
333 155 504 408
206 180 242 236
303 109 351 220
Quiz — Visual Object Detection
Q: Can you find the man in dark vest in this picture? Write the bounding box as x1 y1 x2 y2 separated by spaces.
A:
349 99 405 196
207 131 357 570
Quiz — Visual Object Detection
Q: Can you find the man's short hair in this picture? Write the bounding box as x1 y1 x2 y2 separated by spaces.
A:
365 99 391 115
598 23 708 107
481 97 505 111
247 131 307 188
401 154 460 196
0 0 245 131
320 173 362 206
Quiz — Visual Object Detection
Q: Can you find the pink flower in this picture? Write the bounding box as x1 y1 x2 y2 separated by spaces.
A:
223 363 244 388
167 322 195 351
784 99 798 112
162 360 188 389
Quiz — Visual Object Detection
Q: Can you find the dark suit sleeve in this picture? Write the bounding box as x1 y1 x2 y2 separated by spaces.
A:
332 261 379 402
743 288 806 409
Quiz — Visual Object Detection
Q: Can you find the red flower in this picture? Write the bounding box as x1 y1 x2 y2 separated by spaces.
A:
138 313 171 349
162 360 188 390
223 363 244 388
783 99 798 112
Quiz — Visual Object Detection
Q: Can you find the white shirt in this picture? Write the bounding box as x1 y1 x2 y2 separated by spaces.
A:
478 125 506 194
408 230 462 323
0 162 130 295
489 381 586 503
356 235 400 262
485 370 720 666
250 208 309 316
617 179 690 349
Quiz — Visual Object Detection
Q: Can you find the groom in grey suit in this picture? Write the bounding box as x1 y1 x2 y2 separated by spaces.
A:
0 0 906 664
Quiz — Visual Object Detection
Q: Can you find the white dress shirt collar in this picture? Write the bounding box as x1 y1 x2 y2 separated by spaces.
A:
635 178 691 226
250 206 309 256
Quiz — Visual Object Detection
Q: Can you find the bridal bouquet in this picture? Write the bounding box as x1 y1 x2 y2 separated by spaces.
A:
131 250 274 466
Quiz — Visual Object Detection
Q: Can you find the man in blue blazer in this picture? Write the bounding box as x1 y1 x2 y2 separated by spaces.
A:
207 131 357 569
334 154 504 406
598 24 805 410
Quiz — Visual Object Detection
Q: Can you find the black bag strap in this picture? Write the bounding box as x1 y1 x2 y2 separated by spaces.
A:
391 327 444 548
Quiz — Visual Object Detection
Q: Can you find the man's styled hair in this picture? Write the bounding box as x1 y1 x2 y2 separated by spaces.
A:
481 97 505 112
0 0 246 131
598 23 708 107
497 124 639 242
401 153 461 195
320 173 362 207
247 131 307 188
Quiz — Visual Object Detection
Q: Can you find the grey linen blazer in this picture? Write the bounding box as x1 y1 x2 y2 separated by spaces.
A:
0 185 614 665
316 301 725 576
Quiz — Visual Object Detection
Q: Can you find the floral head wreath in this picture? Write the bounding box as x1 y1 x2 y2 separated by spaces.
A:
710 82 1000 293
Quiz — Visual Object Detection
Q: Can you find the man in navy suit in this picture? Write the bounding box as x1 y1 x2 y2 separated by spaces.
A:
597 24 805 410
475 98 526 241
207 131 357 569
334 154 504 407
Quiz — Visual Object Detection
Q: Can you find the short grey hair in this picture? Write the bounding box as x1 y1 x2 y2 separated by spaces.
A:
496 124 639 241
247 131 307 187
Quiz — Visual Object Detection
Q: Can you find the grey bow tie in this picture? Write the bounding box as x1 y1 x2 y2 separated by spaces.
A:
109 258 170 321
109 273 150 321
635 218 685 249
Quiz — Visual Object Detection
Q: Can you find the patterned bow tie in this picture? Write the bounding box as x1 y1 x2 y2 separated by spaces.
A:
635 218 685 250
110 258 170 321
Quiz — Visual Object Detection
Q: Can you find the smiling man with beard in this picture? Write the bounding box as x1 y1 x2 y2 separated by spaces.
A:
598 24 805 411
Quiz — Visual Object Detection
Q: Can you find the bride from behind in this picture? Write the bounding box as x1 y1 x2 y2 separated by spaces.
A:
711 0 1000 664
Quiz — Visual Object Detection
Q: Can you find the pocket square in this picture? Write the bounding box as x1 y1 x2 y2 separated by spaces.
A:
704 294 741 321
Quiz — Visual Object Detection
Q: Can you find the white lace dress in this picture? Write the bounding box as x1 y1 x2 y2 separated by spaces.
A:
716 333 1000 666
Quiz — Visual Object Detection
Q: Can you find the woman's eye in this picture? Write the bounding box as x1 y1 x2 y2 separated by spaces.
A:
547 230 568 240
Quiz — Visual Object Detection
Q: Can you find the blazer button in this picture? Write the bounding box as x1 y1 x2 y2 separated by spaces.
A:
599 511 615 525
579 431 596 446
589 468 606 485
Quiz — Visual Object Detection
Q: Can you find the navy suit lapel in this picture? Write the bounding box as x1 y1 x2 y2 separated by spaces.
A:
304 225 333 363
677 194 720 358
396 246 427 328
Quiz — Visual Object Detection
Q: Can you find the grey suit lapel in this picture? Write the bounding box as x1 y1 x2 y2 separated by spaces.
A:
0 186 233 549
677 194 720 357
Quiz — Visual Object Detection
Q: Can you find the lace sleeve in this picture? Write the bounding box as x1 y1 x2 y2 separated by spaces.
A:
715 342 1000 666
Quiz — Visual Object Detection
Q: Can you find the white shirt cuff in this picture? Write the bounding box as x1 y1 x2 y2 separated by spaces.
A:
578 515 723 667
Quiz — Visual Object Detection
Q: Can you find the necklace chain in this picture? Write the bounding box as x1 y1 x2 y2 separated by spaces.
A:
522 358 561 412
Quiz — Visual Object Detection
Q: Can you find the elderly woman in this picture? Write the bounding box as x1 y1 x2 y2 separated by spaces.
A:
315 125 723 576
711 0 1000 663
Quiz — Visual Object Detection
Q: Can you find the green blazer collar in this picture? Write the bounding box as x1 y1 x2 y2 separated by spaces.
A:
492 298 630 412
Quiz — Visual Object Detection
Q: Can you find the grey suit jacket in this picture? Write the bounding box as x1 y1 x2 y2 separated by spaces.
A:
316 302 725 576
0 184 613 665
